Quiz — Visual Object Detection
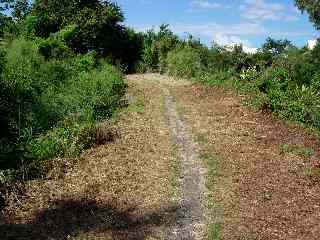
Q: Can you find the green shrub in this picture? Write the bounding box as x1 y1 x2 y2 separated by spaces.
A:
139 25 182 73
0 37 126 177
38 25 77 60
167 47 202 78
29 122 96 161
195 70 234 87
141 43 159 72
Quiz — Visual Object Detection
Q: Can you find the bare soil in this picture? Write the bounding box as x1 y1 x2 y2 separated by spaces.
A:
127 74 207 240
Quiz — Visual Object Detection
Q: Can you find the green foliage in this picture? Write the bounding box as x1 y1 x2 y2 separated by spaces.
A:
0 1 134 186
280 144 313 157
231 60 320 129
29 122 96 161
0 38 126 177
155 34 318 132
295 0 320 30
136 25 320 133
1 0 320 188
196 70 235 87
27 0 142 72
0 14 17 37
261 37 294 56
139 24 181 72
38 25 76 59
167 47 202 78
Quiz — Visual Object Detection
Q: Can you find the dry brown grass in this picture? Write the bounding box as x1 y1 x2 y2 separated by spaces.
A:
172 84 320 240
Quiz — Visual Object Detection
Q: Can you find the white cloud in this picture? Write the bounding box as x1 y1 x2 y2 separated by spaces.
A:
133 20 314 52
240 0 299 22
190 0 221 9
212 33 247 45
308 39 318 50
212 33 257 53
242 45 258 54
169 22 261 53
170 22 267 37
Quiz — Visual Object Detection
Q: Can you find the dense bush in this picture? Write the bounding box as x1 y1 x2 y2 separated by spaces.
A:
0 0 135 189
152 29 320 131
0 37 126 180
197 40 320 130
26 0 143 72
138 24 182 73
167 47 202 78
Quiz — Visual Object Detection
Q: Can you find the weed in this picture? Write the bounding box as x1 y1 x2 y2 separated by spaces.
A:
200 151 222 190
195 133 209 145
168 143 183 201
257 190 272 202
303 165 320 178
208 222 222 240
198 148 224 240
126 96 145 114
280 144 313 157
167 47 202 79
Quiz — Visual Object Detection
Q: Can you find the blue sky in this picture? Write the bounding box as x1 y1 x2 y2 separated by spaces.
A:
114 0 318 51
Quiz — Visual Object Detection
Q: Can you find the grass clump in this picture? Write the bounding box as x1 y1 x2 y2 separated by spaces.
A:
208 222 222 240
303 165 320 178
126 96 145 114
198 147 224 240
280 144 313 157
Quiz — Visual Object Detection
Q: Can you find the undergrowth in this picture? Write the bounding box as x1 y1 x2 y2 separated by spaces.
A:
194 133 224 240
0 37 126 187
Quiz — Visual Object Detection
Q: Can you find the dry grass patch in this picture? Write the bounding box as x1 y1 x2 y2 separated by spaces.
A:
172 84 320 240
1 77 175 240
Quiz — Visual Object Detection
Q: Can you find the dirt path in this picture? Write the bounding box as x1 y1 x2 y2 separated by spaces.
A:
127 74 207 240
2 73 320 240
164 88 204 240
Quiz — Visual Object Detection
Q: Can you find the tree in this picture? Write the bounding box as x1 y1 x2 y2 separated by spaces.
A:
28 0 142 71
30 0 124 39
12 0 30 20
0 0 14 12
0 0 29 38
261 37 294 56
295 0 320 30
0 0 30 20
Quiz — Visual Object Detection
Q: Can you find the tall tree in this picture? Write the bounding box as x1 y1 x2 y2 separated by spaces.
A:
28 0 142 71
30 0 125 51
0 0 14 12
262 37 294 56
12 0 30 20
295 0 320 30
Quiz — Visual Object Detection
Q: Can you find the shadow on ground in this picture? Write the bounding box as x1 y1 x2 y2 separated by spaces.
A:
0 197 182 240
